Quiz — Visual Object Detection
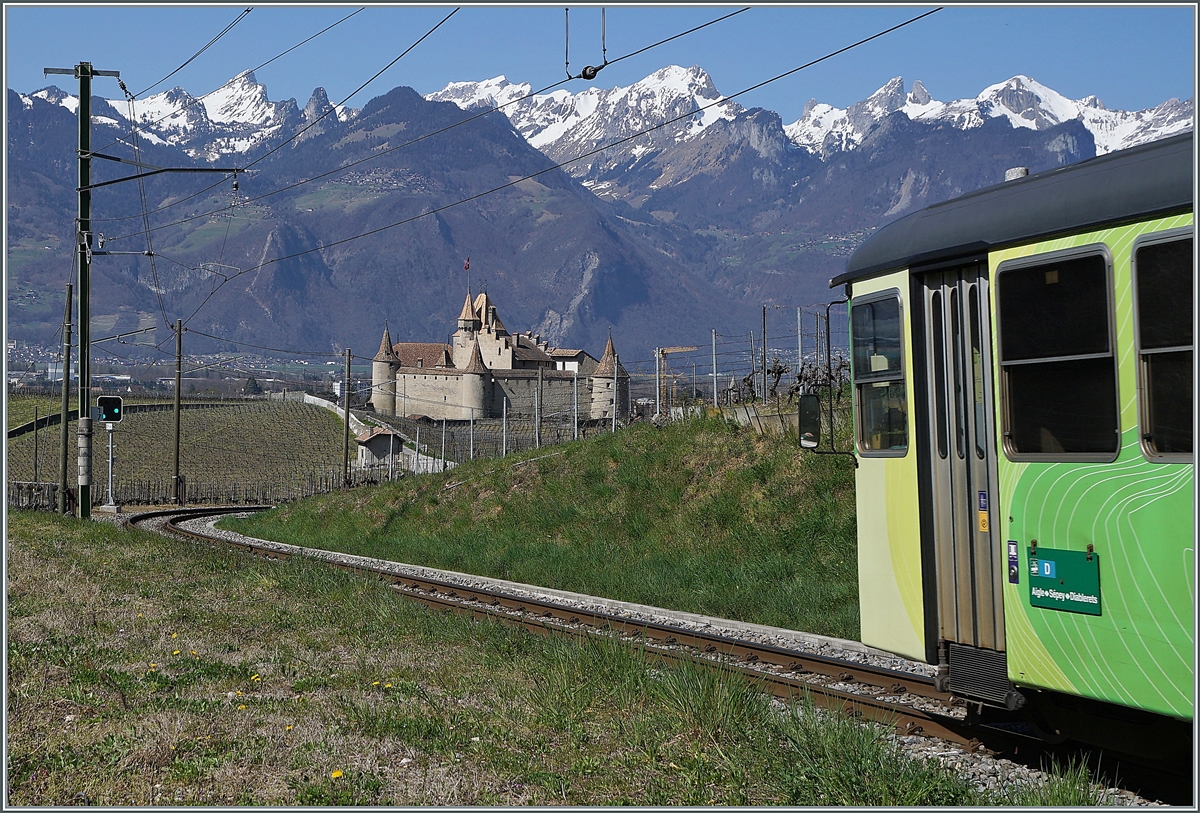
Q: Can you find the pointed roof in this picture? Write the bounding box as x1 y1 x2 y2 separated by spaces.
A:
490 309 507 335
373 325 399 362
463 340 488 374
592 335 628 378
457 292 478 324
472 291 491 320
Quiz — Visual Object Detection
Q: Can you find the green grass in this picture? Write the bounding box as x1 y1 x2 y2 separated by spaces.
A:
224 416 860 638
6 509 1115 805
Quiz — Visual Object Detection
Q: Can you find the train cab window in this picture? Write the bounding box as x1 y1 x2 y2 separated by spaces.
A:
997 252 1118 460
851 293 907 454
1134 235 1193 459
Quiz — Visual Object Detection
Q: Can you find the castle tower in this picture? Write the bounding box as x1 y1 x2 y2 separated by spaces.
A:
460 339 489 420
452 292 482 369
371 324 400 416
589 335 630 421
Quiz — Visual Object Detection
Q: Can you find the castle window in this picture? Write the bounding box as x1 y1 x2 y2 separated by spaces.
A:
417 359 423 368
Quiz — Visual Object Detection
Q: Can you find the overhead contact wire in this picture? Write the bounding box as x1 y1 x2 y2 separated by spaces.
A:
133 8 254 98
107 7 459 236
106 6 747 241
92 8 364 159
203 7 942 290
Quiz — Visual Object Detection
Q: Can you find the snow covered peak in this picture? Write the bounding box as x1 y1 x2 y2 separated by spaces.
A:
200 70 288 126
785 75 1193 157
29 85 78 113
974 74 1080 131
426 64 739 158
908 80 931 107
425 75 533 111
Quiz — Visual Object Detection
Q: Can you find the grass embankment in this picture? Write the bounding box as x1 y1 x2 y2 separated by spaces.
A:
7 511 1108 805
225 417 860 639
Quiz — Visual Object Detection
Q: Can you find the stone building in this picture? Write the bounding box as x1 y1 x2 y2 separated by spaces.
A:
371 292 628 423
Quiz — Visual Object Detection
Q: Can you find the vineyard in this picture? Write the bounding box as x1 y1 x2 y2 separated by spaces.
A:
6 399 349 505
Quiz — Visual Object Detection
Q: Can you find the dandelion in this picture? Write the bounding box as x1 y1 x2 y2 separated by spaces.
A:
372 681 380 686
137 613 143 618
385 683 392 689
237 704 246 710
251 674 261 682
149 663 157 669
285 724 293 731
236 691 243 697
331 770 344 780
171 632 178 639
173 650 181 656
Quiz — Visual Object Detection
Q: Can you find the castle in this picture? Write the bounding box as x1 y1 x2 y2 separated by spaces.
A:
371 291 629 423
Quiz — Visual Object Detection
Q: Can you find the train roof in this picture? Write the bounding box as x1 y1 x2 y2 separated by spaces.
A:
833 130 1194 287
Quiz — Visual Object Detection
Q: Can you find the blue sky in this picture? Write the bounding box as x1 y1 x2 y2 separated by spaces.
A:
4 4 1196 123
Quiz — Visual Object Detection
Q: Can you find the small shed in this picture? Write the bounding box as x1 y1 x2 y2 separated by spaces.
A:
355 426 406 468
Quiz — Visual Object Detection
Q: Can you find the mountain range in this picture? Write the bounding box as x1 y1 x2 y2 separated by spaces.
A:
7 66 1192 364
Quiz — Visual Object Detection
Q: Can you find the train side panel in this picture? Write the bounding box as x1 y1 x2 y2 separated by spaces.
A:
992 214 1194 720
850 271 927 661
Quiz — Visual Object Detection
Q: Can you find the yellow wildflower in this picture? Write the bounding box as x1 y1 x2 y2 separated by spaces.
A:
173 650 181 656
286 724 293 731
331 770 344 779
171 632 178 639
237 704 246 710
251 674 261 682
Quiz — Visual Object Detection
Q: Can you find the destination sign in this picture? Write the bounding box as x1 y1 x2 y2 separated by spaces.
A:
1027 546 1101 616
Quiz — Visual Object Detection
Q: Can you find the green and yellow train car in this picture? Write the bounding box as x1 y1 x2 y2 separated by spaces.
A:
830 131 1193 755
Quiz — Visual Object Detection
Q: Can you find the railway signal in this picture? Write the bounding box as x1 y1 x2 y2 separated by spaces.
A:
97 395 123 423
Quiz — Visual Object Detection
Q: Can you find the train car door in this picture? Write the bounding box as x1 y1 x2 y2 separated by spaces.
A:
919 265 1008 700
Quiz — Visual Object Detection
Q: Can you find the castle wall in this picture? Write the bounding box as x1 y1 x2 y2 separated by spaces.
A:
393 369 483 421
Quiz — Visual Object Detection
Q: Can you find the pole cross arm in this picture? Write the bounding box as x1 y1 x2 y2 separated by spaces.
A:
44 67 120 78
80 164 239 192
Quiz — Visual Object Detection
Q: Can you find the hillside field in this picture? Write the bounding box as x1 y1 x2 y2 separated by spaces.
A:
224 416 861 639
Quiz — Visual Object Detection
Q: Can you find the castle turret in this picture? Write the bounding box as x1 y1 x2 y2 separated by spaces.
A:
457 292 480 333
589 335 630 422
371 325 400 415
460 339 489 420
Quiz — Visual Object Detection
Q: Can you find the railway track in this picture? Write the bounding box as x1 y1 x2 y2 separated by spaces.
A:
126 506 1190 804
127 506 985 746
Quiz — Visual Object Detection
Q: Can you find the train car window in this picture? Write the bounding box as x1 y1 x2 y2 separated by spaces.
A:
851 293 907 454
1135 235 1193 458
997 252 1118 459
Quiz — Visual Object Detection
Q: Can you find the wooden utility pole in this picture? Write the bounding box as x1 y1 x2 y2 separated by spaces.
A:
59 283 73 513
33 407 39 485
612 353 618 432
172 320 183 504
712 329 718 409
343 348 352 487
762 306 768 404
